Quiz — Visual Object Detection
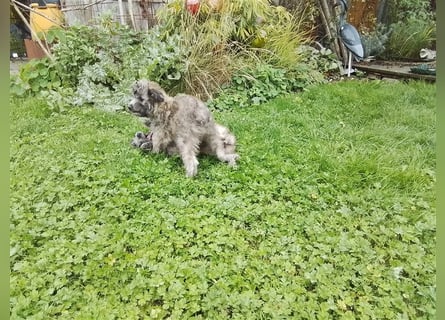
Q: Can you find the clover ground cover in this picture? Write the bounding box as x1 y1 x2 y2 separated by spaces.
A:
10 80 435 319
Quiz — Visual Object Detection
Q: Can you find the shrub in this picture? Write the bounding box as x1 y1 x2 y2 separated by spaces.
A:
383 17 435 59
10 16 187 111
10 4 331 111
157 11 242 100
387 0 435 24
208 64 291 110
380 0 436 59
156 0 310 99
10 58 59 95
360 23 392 58
207 59 327 111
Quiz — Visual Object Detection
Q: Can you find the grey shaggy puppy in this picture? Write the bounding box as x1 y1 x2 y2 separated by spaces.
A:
128 79 239 177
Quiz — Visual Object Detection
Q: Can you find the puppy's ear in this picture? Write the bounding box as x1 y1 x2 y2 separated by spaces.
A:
132 82 141 97
131 85 137 96
148 89 165 103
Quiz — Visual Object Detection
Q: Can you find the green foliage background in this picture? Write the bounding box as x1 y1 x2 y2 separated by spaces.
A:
10 80 436 319
10 3 320 111
374 0 436 59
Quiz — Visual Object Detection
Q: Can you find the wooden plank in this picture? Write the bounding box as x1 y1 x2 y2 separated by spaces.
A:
352 63 436 82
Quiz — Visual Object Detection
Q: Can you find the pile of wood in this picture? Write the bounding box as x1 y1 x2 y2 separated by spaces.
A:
316 0 348 65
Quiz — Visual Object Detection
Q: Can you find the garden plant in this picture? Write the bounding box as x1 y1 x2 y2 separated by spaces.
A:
10 1 333 112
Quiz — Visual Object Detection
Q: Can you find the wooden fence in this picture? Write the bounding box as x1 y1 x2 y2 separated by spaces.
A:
61 0 166 31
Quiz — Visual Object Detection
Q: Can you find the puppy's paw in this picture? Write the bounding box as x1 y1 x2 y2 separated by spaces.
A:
184 158 199 177
130 134 144 148
140 141 153 151
131 131 153 151
223 135 236 147
227 153 239 167
135 131 146 139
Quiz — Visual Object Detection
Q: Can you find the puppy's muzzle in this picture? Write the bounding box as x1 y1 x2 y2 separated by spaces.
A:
127 98 148 117
127 98 139 112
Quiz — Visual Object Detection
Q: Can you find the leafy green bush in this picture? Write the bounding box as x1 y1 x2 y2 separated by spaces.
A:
380 0 436 59
296 44 340 75
387 0 435 24
208 64 291 110
208 44 337 111
383 17 435 59
10 58 59 96
69 24 186 111
208 60 326 111
360 23 392 58
10 6 332 111
11 16 187 111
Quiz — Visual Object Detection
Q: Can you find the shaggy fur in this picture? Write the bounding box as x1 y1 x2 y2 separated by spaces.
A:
128 79 239 177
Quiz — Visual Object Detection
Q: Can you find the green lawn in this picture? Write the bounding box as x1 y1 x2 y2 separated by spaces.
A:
10 80 436 319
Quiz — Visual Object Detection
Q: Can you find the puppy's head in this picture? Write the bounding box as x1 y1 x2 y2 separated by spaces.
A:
127 79 166 117
128 97 152 118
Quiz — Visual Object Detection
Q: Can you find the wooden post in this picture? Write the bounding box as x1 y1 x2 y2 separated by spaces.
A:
128 0 136 29
317 0 348 65
118 0 126 25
